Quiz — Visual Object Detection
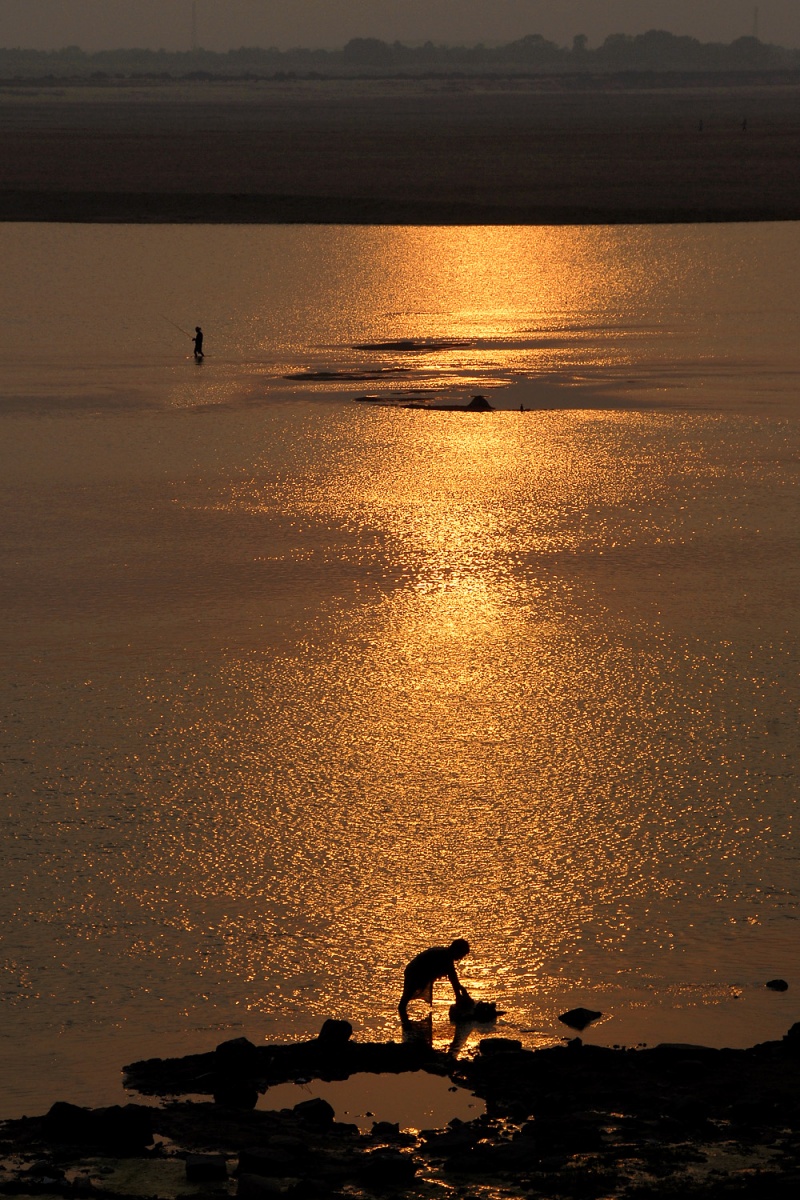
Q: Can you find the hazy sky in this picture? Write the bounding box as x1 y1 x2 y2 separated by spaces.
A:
1 2 798 53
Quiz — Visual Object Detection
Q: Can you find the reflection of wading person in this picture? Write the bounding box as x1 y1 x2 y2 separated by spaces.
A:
398 939 470 1017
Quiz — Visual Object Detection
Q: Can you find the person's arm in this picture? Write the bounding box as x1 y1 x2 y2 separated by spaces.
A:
447 962 467 1000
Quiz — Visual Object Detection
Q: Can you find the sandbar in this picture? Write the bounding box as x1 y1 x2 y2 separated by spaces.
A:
2 76 800 223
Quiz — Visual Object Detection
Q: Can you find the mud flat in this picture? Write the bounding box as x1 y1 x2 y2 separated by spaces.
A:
2 76 800 223
3 1021 800 1198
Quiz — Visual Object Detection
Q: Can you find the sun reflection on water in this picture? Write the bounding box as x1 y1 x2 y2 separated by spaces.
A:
2 226 799 1113
56 403 791 1054
146 223 747 412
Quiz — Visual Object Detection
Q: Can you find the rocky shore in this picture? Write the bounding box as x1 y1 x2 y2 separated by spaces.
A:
3 1019 800 1199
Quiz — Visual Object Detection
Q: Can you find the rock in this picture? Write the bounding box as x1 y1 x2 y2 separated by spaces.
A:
357 1149 417 1187
767 979 789 991
237 1174 285 1198
449 997 499 1023
317 1019 353 1045
371 1120 400 1140
21 1161 67 1187
293 1097 335 1128
41 1101 152 1153
186 1154 228 1183
558 1007 603 1031
478 1037 523 1056
96 1105 154 1152
43 1102 96 1143
215 1036 260 1074
420 1124 478 1154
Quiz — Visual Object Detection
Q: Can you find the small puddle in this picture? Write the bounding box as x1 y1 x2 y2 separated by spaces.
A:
259 1070 484 1132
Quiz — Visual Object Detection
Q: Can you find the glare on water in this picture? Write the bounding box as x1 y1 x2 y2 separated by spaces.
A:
0 224 798 1116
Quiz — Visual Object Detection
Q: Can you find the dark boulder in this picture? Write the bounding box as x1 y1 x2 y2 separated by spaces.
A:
215 1037 261 1075
767 979 789 991
558 1007 603 1031
420 1122 479 1155
96 1105 154 1152
317 1019 353 1045
41 1101 153 1152
42 1102 96 1144
293 1097 335 1128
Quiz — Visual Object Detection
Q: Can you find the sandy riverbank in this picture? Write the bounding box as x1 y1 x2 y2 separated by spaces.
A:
2 77 800 223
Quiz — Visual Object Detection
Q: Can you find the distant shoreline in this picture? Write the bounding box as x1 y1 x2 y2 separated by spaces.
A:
2 77 800 225
3 191 799 225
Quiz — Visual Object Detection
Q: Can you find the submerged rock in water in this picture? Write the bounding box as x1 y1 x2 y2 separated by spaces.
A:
558 1007 603 1031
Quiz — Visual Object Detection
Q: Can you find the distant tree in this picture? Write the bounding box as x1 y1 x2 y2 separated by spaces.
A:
341 38 394 66
502 33 562 64
728 36 776 68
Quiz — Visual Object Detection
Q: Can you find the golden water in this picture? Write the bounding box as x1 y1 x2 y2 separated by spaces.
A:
0 224 798 1117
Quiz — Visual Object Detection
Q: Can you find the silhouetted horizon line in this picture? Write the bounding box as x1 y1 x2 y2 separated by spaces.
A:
2 30 799 79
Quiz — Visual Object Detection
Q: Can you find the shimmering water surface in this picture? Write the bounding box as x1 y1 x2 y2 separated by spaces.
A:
1 224 798 1119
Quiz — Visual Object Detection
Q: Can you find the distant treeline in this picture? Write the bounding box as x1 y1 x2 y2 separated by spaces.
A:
0 31 797 80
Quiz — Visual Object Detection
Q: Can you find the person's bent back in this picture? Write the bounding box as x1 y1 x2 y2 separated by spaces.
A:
398 938 470 1016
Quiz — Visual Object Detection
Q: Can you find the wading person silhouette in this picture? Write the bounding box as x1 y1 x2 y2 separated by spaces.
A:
398 939 470 1017
192 326 204 359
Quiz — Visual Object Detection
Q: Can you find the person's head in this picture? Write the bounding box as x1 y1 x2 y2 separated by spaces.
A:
450 938 470 961
196 326 202 332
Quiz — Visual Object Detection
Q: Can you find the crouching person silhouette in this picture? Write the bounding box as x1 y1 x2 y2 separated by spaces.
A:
398 939 470 1017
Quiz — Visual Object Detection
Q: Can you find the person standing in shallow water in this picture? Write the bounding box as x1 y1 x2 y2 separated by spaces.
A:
192 326 204 359
398 939 470 1016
